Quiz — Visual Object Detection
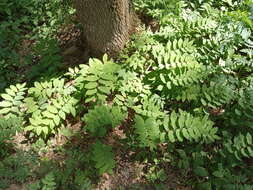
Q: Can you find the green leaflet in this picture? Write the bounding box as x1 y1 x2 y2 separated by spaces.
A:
1 94 13 101
162 110 218 143
0 101 12 107
76 56 120 103
134 115 161 150
91 141 115 175
83 105 126 137
0 83 27 118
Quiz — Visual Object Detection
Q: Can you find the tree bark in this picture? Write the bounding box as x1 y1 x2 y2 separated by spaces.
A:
74 0 135 57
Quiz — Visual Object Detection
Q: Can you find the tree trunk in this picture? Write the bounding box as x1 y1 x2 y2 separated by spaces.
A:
74 0 135 57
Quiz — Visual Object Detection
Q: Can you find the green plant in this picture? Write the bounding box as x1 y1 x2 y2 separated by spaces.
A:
0 117 22 158
133 116 161 150
0 0 73 92
133 95 165 118
223 133 253 160
229 88 253 127
76 54 120 103
41 173 57 190
27 39 62 80
83 105 126 137
0 0 253 188
0 83 27 118
27 173 56 190
91 141 115 175
200 79 235 108
0 151 39 189
161 110 219 143
24 78 78 137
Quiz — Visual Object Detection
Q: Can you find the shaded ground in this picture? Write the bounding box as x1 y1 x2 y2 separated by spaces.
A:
4 116 191 190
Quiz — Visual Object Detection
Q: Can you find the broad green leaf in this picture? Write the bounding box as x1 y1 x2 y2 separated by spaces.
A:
194 166 209 177
178 115 184 128
43 111 55 119
48 106 58 114
42 119 51 126
14 95 24 101
86 89 97 96
85 82 98 89
6 89 15 96
85 96 96 103
176 129 183 142
29 118 41 126
247 147 253 157
241 148 249 157
53 115 61 126
42 127 49 135
160 74 166 84
99 80 113 86
10 85 18 92
0 101 12 107
98 86 111 94
13 100 22 106
100 74 115 81
1 94 13 101
46 89 53 97
182 128 190 140
168 131 175 143
163 116 169 131
97 93 107 101
212 171 224 178
36 127 42 136
24 125 34 131
59 110 66 120
70 107 76 117
115 95 124 102
85 75 99 82
188 128 195 140
246 133 252 144
0 107 11 114
52 101 62 109
170 111 177 129
102 54 108 63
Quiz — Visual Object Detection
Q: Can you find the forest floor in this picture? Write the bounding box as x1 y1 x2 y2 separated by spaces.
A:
2 1 253 189
3 14 191 190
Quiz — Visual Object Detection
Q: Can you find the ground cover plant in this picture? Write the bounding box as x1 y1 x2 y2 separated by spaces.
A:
0 0 253 189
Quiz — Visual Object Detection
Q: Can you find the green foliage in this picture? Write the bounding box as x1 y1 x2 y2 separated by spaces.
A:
76 55 120 103
133 0 183 19
146 38 207 99
1 0 253 188
0 117 22 158
41 173 57 190
130 94 165 119
27 39 62 80
0 151 39 189
48 148 93 190
0 83 27 118
83 105 126 137
91 141 115 175
224 133 253 160
133 115 161 150
161 110 219 143
27 173 57 190
200 80 235 108
130 0 253 188
24 78 78 137
0 0 73 91
229 88 253 127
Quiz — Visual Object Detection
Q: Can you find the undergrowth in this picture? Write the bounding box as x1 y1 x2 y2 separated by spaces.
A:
0 0 74 91
0 0 253 189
